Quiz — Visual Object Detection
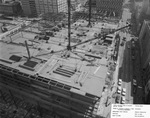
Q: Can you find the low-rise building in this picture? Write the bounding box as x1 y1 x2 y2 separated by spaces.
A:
0 1 22 16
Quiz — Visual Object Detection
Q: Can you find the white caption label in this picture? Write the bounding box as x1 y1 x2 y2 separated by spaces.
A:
111 104 150 118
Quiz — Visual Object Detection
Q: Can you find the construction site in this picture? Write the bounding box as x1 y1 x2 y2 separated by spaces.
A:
0 0 131 118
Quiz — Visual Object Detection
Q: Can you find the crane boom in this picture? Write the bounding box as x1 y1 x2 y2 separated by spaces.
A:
71 24 131 48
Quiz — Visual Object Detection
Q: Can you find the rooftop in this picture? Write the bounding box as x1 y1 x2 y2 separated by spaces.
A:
0 19 118 97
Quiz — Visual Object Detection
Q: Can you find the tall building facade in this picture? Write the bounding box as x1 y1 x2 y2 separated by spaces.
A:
139 20 150 68
35 0 67 15
138 0 150 30
142 62 150 103
85 0 124 17
20 0 37 17
20 0 67 17
139 20 150 103
96 0 124 15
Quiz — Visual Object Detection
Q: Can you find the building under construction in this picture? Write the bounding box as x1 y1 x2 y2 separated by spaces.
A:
0 18 131 118
0 0 131 118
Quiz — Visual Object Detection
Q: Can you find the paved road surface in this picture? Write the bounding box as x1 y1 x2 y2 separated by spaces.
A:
117 0 134 104
117 0 144 105
120 37 133 104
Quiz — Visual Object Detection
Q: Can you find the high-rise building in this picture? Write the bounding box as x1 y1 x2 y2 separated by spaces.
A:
20 0 37 17
142 62 150 103
20 0 67 17
85 0 124 17
96 0 124 15
139 20 150 69
138 0 150 25
139 20 150 104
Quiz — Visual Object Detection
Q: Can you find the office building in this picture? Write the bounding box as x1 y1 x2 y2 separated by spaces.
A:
0 1 22 16
20 0 37 17
142 62 150 103
20 0 67 17
138 0 150 28
139 20 150 103
35 0 67 15
96 0 123 16
96 0 123 11
85 0 124 17
139 20 150 68
134 0 143 33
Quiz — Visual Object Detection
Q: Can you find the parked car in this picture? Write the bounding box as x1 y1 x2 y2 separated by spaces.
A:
118 79 122 86
115 95 121 103
121 96 126 104
117 86 122 94
121 88 126 96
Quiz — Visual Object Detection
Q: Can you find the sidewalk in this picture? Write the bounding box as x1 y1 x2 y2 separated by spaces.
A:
112 56 120 95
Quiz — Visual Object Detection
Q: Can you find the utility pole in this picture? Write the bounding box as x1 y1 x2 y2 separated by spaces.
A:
88 0 92 26
67 0 71 51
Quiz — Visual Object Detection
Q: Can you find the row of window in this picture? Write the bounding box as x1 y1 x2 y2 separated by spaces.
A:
38 0 57 4
97 0 123 2
35 2 57 6
36 6 58 10
37 9 58 14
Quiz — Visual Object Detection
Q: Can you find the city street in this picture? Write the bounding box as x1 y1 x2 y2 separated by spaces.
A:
117 0 144 105
116 0 133 104
118 33 144 104
118 35 133 104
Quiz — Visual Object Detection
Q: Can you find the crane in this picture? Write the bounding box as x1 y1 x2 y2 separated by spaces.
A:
34 0 131 62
